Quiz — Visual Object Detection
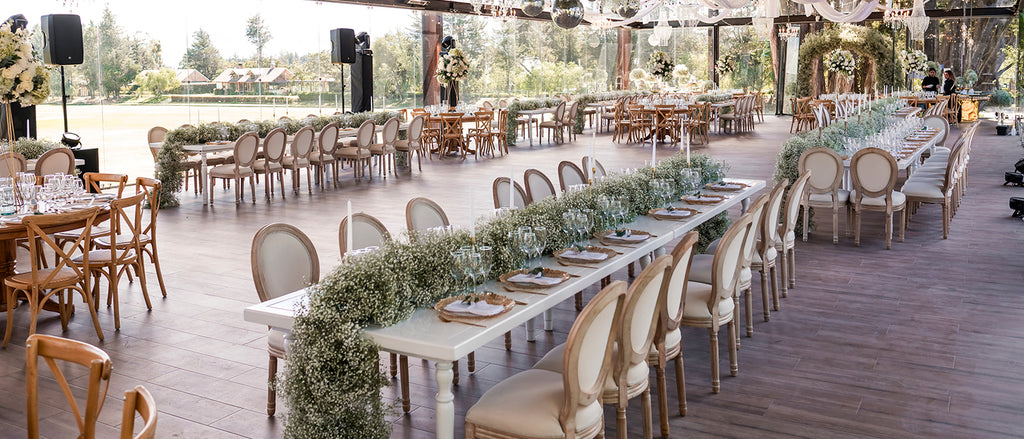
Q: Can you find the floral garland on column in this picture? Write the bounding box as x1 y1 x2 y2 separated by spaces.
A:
281 152 730 438
0 22 50 144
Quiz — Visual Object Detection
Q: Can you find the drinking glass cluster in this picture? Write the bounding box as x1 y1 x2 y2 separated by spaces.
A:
451 245 492 295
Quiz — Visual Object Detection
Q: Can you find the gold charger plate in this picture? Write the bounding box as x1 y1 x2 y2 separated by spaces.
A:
434 292 515 321
681 194 726 205
648 207 700 220
704 181 749 192
597 229 652 244
553 246 617 264
498 268 572 291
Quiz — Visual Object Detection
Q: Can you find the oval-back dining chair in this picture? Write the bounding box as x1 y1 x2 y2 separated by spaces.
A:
557 160 587 192
405 197 450 233
850 147 906 250
524 168 556 204
491 177 528 209
34 147 76 177
799 147 848 244
338 212 390 255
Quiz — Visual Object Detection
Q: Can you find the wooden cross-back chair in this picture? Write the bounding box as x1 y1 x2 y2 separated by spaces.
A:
51 172 129 265
4 208 104 347
26 334 112 439
439 113 466 159
120 385 158 439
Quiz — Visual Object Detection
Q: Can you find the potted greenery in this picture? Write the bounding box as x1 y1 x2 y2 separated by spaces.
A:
990 89 1013 135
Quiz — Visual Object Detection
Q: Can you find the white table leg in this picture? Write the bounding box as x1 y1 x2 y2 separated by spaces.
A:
740 197 751 214
200 152 209 206
544 309 553 331
434 361 455 439
528 116 534 147
526 318 537 341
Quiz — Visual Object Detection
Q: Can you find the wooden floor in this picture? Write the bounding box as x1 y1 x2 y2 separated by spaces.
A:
2 116 1023 439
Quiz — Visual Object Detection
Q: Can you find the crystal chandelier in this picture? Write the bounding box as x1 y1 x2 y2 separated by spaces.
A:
883 0 910 28
777 24 800 39
490 0 518 21
905 0 929 41
652 7 673 45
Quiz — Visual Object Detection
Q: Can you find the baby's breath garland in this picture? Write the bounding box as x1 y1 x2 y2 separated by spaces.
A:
281 152 728 438
154 111 399 207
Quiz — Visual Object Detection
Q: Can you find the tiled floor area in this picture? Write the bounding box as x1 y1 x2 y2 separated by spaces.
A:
2 115 1023 438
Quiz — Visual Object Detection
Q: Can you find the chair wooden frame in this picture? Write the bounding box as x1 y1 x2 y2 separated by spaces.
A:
581 156 607 181
557 160 587 192
251 223 320 416
395 115 427 171
753 181 787 318
405 197 451 233
120 385 158 439
524 168 556 204
465 281 626 439
310 123 341 189
0 151 27 178
33 147 76 177
336 120 374 182
209 131 259 204
134 177 168 298
370 117 400 178
4 208 104 347
850 147 907 249
284 126 315 194
776 172 811 297
338 212 391 256
26 334 112 439
439 113 467 159
492 177 528 209
539 101 567 144
799 147 849 245
253 127 288 199
52 172 128 264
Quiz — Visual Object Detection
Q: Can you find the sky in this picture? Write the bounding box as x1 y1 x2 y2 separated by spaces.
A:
6 0 415 67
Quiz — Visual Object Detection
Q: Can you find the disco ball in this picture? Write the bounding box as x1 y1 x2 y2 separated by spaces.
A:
612 0 638 18
521 0 544 17
551 0 584 29
587 32 601 48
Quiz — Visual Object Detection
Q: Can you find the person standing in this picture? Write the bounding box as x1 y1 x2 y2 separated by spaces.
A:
921 68 940 93
942 70 957 95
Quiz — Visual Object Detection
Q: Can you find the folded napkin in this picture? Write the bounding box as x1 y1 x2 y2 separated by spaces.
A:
707 183 744 191
656 209 694 218
507 273 564 286
444 300 506 317
560 250 609 261
605 231 649 242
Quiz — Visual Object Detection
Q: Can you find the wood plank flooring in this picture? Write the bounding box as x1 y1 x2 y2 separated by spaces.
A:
2 116 1023 438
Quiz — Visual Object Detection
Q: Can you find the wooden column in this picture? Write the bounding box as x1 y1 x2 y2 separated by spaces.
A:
615 28 632 90
422 12 443 106
710 25 720 85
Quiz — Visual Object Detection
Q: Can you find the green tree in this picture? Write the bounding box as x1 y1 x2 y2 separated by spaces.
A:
180 29 224 80
137 68 181 96
245 14 272 64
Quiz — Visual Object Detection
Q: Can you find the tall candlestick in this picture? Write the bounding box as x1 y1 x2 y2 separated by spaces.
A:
469 190 475 240
589 129 596 182
346 200 353 255
508 168 515 209
651 137 657 171
685 132 691 166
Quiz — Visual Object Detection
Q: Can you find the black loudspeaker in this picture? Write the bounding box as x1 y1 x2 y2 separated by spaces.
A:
350 33 373 113
40 14 83 65
0 104 35 140
330 28 356 64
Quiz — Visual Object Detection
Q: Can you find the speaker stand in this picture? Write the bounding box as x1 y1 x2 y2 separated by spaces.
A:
60 66 69 133
339 65 346 114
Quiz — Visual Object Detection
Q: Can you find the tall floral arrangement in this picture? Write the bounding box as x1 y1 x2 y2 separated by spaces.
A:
648 51 674 82
901 50 928 75
715 53 736 74
824 49 855 77
0 23 49 109
436 48 469 86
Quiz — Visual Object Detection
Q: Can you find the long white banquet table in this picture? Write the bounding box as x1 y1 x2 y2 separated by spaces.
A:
244 178 765 438
518 107 558 146
840 127 940 190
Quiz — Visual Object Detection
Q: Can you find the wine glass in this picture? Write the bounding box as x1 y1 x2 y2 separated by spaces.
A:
519 232 538 269
476 246 492 294
579 209 594 245
451 250 468 295
463 251 482 295
532 227 547 264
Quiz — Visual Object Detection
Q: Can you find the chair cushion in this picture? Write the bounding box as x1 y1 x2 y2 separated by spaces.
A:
281 156 309 167
649 327 682 357
308 152 336 163
851 190 907 208
73 249 136 265
682 281 734 321
393 139 411 149
751 246 777 265
338 137 358 148
533 343 649 393
901 181 945 200
808 190 849 205
334 147 370 159
209 164 254 178
54 226 110 240
465 368 603 439
369 144 396 154
252 159 282 172
5 268 80 288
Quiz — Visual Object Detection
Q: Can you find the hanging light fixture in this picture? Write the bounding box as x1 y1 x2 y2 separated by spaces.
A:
521 0 545 17
551 0 585 28
905 0 929 41
777 24 800 39
653 7 673 45
490 0 518 21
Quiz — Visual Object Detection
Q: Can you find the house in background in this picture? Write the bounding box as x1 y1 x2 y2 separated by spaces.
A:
175 69 210 84
212 67 294 93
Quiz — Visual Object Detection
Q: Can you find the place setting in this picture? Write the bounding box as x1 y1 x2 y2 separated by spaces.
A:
435 245 527 327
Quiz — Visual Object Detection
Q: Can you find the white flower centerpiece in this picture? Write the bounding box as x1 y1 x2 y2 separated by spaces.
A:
901 49 928 76
436 48 469 107
0 22 50 145
648 51 674 84
824 49 855 93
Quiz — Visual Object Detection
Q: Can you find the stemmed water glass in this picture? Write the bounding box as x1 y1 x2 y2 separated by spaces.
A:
519 232 538 269
463 251 482 295
476 246 492 294
579 209 594 245
531 227 547 266
451 250 468 295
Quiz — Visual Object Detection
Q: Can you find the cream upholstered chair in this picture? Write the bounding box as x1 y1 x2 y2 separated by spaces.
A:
0 151 26 178
776 172 811 296
922 115 949 148
209 131 259 204
4 208 104 347
539 101 567 144
253 127 288 199
558 160 587 192
120 385 158 439
75 192 151 331
648 231 698 437
336 120 374 182
338 212 390 256
533 256 671 439
309 122 341 189
581 156 607 180
680 210 755 393
283 126 315 194
799 147 849 244
850 147 906 249
26 334 112 439
34 147 76 177
492 177 528 209
466 281 626 439
370 117 399 178
394 115 426 171
405 197 450 233
902 123 977 239
751 181 787 318
251 223 320 416
690 194 769 338
524 168 556 204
